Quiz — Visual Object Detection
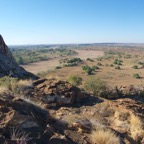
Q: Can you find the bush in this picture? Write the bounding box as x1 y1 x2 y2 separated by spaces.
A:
55 66 62 69
92 66 99 71
97 62 102 66
67 75 82 86
67 58 82 63
86 58 94 62
82 65 94 75
113 59 122 65
132 65 138 69
115 66 120 70
133 73 140 79
84 77 109 97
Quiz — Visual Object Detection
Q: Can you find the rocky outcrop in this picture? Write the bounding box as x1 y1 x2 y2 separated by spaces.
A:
33 79 88 106
0 93 91 144
0 34 38 79
0 86 144 143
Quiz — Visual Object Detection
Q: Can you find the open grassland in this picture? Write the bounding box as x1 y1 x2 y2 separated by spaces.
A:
21 47 144 88
21 49 104 74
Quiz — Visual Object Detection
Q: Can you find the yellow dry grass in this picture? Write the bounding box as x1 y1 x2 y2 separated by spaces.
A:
130 114 144 141
91 129 120 144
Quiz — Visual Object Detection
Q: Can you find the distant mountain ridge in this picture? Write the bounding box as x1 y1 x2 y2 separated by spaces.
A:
8 43 144 49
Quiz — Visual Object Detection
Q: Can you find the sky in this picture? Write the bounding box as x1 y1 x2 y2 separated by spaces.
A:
0 0 144 45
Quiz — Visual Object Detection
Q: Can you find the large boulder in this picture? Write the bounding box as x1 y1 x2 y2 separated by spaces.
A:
33 79 88 106
0 34 38 79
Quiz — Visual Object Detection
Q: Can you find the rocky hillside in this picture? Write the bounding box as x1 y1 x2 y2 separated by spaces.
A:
0 78 144 144
0 35 38 79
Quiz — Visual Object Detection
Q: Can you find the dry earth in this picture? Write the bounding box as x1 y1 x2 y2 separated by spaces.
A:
21 48 144 88
21 50 104 74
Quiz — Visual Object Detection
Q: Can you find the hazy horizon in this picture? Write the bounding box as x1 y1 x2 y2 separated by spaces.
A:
1 0 144 45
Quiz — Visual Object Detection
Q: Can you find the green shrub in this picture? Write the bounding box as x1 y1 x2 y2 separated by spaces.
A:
113 59 122 65
67 58 82 63
87 58 94 62
115 66 120 69
55 66 62 69
133 73 140 79
138 61 143 65
84 77 109 97
82 65 94 75
97 62 102 66
92 66 100 71
67 75 82 86
132 65 138 69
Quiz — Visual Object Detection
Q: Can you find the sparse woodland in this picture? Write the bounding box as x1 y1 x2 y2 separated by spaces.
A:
0 41 144 144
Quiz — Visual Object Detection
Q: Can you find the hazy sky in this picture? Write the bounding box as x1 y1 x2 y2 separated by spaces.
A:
0 0 144 44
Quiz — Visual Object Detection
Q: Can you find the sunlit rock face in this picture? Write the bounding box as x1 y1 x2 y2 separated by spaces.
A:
0 34 38 79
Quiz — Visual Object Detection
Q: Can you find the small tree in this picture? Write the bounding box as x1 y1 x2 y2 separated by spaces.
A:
67 75 82 86
82 65 94 75
17 57 24 64
84 77 109 97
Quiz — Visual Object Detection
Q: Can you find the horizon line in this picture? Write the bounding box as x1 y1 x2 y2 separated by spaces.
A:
8 42 144 46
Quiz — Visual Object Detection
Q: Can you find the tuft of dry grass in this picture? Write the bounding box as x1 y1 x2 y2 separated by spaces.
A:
130 114 144 141
10 127 31 144
91 129 120 144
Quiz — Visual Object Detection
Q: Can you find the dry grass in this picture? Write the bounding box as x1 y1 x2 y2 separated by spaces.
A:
0 86 7 94
62 114 82 125
10 127 31 144
0 77 33 95
21 48 144 88
22 50 104 74
114 111 130 131
130 114 144 141
17 79 33 87
91 129 120 144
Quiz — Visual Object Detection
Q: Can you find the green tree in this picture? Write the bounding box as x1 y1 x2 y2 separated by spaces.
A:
17 57 24 64
82 65 94 75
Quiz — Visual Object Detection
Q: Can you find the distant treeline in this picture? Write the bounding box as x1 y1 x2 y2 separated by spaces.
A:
11 47 77 64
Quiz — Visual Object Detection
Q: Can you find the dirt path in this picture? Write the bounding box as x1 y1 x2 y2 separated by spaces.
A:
21 50 104 74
